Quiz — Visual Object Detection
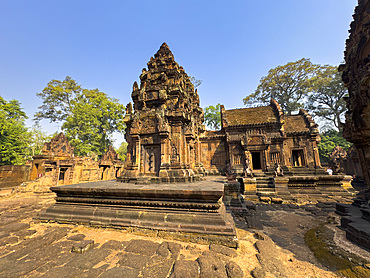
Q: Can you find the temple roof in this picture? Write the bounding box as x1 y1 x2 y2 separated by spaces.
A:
224 106 278 126
284 115 310 133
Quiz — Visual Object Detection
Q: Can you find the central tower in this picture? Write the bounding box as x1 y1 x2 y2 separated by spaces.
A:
121 43 205 182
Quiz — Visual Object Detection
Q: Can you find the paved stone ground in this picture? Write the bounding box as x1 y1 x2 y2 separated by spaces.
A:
0 188 362 277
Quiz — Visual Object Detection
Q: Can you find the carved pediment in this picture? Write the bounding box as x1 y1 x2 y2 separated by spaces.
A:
42 133 74 157
241 132 271 146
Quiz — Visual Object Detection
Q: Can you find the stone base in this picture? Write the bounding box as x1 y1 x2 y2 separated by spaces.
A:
336 203 370 251
36 180 238 247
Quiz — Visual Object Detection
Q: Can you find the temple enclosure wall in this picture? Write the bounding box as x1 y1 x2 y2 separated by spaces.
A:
0 165 30 189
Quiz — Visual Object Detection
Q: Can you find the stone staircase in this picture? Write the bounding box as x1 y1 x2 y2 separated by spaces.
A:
256 176 276 197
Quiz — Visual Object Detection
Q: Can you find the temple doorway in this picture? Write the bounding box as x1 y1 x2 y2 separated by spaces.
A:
143 145 161 175
58 167 70 185
292 150 304 166
251 152 262 170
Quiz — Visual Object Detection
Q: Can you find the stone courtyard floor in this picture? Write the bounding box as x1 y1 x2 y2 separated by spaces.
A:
0 181 369 277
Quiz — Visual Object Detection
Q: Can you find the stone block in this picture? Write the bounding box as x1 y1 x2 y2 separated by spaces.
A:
71 240 94 254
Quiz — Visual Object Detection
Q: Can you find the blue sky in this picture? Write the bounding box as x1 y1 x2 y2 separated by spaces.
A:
0 0 357 145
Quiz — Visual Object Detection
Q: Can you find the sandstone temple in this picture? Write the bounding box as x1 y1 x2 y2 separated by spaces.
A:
34 42 357 248
118 42 350 198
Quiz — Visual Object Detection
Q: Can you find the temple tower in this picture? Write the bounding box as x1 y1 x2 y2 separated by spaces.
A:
121 43 205 182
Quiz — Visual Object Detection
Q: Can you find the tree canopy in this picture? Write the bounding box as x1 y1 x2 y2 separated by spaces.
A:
307 65 347 131
245 59 349 132
204 103 221 130
318 129 352 164
25 124 53 160
0 96 29 165
244 58 317 115
116 141 128 161
35 77 125 156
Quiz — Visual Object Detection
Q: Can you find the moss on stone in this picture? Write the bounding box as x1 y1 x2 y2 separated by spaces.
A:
304 224 370 277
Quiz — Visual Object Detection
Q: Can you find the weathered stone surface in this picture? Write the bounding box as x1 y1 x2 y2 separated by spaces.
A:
40 266 83 278
79 264 109 278
100 239 126 250
125 239 160 256
171 260 200 278
142 257 175 278
65 249 110 270
0 222 29 233
68 233 86 241
255 234 287 277
156 241 181 259
99 266 140 278
209 244 237 258
197 252 228 278
225 261 244 278
251 267 266 278
118 252 151 269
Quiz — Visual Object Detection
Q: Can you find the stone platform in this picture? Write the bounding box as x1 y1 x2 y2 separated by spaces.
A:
36 179 238 247
336 198 370 251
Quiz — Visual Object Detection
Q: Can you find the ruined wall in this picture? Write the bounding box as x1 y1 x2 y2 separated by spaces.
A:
0 165 31 189
342 0 370 187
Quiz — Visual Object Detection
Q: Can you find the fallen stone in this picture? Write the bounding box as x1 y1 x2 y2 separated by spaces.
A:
71 240 94 254
225 261 243 278
209 244 237 257
251 267 266 278
171 260 200 278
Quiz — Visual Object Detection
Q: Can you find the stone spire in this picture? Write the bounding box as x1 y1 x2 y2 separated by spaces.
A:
154 42 174 59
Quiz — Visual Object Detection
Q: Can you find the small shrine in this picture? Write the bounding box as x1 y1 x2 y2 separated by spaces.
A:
120 43 205 183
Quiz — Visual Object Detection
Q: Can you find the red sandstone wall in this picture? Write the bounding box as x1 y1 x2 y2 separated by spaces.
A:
0 165 31 189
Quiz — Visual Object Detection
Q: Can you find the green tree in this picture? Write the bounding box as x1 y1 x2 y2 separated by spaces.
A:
307 66 347 132
204 103 221 130
318 129 352 164
244 58 318 115
25 124 52 159
35 77 125 156
116 141 128 161
0 96 29 165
